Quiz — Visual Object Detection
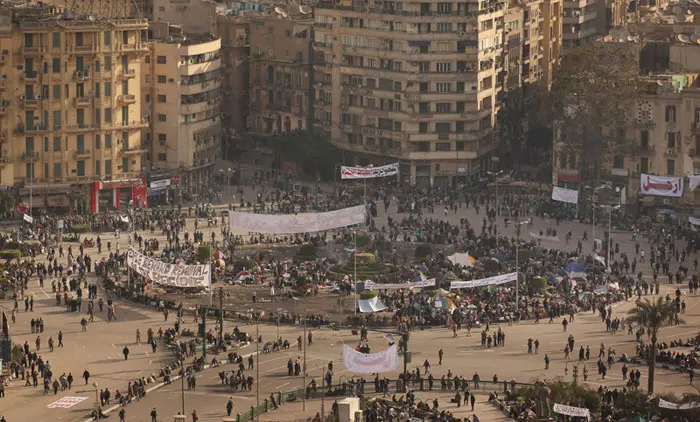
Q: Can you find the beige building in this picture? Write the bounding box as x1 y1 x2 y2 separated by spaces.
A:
313 0 561 187
0 0 148 213
562 0 605 47
142 22 222 196
151 0 218 35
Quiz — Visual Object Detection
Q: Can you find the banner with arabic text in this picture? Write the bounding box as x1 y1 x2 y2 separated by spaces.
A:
127 249 211 288
229 205 365 234
640 173 683 197
341 163 399 179
449 272 517 289
553 403 590 421
658 399 700 410
364 279 435 290
551 186 579 204
343 344 398 373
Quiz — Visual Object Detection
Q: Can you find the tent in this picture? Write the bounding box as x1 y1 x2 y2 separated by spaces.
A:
447 253 476 267
563 262 586 279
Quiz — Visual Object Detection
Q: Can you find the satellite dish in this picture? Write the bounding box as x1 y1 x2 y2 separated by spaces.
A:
610 28 621 38
298 5 311 14
281 11 288 17
691 34 700 43
673 5 683 14
678 33 691 43
88 15 95 21
274 6 284 14
677 13 687 22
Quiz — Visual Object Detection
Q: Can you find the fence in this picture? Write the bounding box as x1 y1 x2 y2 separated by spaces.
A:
235 379 535 422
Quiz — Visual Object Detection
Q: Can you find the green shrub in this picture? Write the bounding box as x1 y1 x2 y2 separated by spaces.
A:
414 244 432 259
297 243 316 257
531 276 547 293
71 224 90 233
359 290 378 300
356 253 375 264
0 250 21 260
483 258 500 273
197 245 213 262
355 234 371 248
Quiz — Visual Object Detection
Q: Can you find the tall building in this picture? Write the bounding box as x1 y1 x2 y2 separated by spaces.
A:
141 22 222 197
0 0 148 213
561 0 602 47
313 0 561 187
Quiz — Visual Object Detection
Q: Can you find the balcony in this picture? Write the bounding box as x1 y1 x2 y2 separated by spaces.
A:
20 71 39 83
20 152 39 161
72 44 98 54
73 149 91 158
0 79 6 90
65 124 97 132
118 68 136 79
21 97 39 109
639 144 655 154
0 157 10 166
118 94 137 105
74 96 91 107
610 168 629 177
691 121 700 132
112 119 149 129
20 45 43 55
26 124 49 134
118 43 148 53
664 147 679 157
73 70 90 82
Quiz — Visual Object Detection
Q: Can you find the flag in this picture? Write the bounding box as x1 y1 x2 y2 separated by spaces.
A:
412 271 427 282
593 238 603 254
594 254 606 267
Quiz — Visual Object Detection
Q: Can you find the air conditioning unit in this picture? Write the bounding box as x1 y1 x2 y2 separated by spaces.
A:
667 148 675 154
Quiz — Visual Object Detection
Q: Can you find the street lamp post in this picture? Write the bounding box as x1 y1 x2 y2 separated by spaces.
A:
514 220 528 313
486 169 504 247
256 321 260 422
302 317 307 411
353 230 357 316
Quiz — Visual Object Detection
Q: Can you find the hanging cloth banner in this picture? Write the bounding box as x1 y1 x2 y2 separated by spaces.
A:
658 399 700 410
689 216 700 226
689 175 700 191
449 272 518 289
358 296 388 313
529 232 560 242
341 163 399 179
343 344 399 373
229 205 365 234
23 214 33 224
126 248 211 288
364 279 436 290
640 173 684 197
552 403 590 421
551 186 579 204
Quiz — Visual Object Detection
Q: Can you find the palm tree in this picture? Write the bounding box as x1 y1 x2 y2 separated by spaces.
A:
626 297 682 393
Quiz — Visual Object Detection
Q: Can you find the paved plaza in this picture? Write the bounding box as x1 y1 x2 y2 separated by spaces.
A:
0 192 697 421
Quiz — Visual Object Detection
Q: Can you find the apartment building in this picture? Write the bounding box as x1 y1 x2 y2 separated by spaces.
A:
142 22 222 197
0 1 148 213
561 0 603 47
313 0 561 187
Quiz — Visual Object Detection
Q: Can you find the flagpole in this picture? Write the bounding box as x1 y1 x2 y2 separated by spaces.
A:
353 230 357 316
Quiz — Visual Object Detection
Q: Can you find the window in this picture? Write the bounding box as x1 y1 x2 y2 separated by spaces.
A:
436 23 453 33
145 55 150 64
43 136 48 152
105 134 112 148
419 122 428 133
53 111 61 129
157 94 166 103
613 155 624 169
104 31 111 46
95 160 101 176
104 82 112 97
158 153 167 161
105 159 112 176
94 83 100 98
640 130 649 148
53 163 61 180
104 56 111 71
456 141 465 151
420 83 428 93
104 108 112 123
157 75 166 84
145 94 150 103
122 157 129 172
157 56 167 64
456 122 465 133
53 136 61 152
456 101 465 113
457 82 465 93
52 32 60 48
158 133 167 145
665 105 676 123
95 60 100 72
435 122 451 133
52 58 60 73
667 159 675 176
667 132 676 148
419 102 429 114
436 103 452 113
158 114 167 122
77 135 85 154
436 82 451 93
77 160 85 177
640 157 649 174
436 142 451 151
53 85 60 100
95 135 101 150
436 62 452 73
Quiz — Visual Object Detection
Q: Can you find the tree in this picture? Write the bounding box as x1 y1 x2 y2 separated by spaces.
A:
273 131 343 182
550 43 644 185
626 297 682 393
0 191 14 217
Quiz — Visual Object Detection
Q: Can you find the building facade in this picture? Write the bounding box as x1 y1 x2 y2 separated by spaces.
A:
312 0 561 187
0 1 148 213
142 22 222 197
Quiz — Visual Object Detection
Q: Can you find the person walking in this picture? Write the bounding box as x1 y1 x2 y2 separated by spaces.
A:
226 397 234 416
122 345 130 360
150 407 158 422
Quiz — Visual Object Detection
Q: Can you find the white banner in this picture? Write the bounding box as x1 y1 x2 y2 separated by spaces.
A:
341 163 398 180
449 272 517 289
23 214 33 224
358 296 388 313
690 175 700 191
529 232 560 242
640 173 683 197
126 249 211 288
594 253 606 266
658 398 700 410
553 403 590 421
551 186 579 204
343 344 398 373
364 279 435 290
229 205 365 234
689 216 700 226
